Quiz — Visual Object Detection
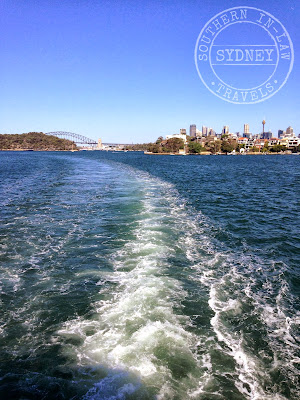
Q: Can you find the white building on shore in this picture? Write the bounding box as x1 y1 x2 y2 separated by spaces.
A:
166 131 187 144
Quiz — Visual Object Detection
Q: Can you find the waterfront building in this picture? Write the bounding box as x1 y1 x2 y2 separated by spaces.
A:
287 137 300 148
202 126 208 136
256 139 268 149
279 137 289 147
245 138 256 151
269 138 279 146
238 137 248 145
189 124 196 138
166 132 187 144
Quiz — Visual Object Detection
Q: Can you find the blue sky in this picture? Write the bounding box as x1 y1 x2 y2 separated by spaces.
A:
1 0 299 143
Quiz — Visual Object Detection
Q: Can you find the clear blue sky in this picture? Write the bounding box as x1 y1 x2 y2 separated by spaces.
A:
1 0 299 143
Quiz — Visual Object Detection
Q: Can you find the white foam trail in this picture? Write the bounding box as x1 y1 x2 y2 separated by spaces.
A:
55 161 298 400
57 171 203 398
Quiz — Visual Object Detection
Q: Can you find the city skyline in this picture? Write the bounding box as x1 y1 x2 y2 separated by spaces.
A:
1 0 300 143
179 122 298 139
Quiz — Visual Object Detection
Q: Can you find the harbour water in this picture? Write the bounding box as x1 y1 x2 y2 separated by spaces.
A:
0 151 299 399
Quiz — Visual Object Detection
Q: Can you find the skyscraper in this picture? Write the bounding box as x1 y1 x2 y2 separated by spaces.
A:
202 126 208 136
222 126 229 135
190 124 196 138
286 126 294 137
244 124 249 134
278 130 284 138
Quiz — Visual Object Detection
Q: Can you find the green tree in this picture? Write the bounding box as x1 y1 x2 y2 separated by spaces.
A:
188 142 204 154
221 141 234 154
163 138 184 153
147 143 161 153
269 144 286 153
206 139 221 154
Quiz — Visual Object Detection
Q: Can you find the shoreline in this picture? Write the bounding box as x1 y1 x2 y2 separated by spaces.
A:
143 151 299 156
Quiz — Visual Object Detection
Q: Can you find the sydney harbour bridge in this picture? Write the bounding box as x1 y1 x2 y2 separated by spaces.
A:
46 131 98 146
45 131 129 149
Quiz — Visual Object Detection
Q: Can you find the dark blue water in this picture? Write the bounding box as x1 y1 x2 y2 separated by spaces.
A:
0 151 299 399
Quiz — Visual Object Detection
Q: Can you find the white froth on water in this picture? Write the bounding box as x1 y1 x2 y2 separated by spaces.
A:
53 161 298 400
57 172 203 399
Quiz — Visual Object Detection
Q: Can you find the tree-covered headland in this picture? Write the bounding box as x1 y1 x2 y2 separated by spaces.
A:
0 132 77 151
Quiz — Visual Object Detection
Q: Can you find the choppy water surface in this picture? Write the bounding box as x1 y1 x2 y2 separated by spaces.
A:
0 151 299 400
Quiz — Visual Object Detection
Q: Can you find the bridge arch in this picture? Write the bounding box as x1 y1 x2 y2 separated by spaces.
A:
46 131 97 145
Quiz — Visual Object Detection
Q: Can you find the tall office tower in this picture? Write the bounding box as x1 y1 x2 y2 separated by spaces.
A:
209 128 215 136
202 126 208 136
286 126 294 137
264 131 272 140
278 130 284 138
180 129 187 135
190 124 196 137
244 124 250 134
222 126 229 135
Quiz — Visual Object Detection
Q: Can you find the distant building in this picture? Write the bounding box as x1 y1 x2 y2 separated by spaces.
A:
189 124 196 138
261 131 272 140
202 126 208 136
244 124 250 134
208 128 215 136
166 132 187 144
180 129 186 135
196 129 202 137
285 126 295 137
243 133 251 139
278 130 285 139
97 138 103 150
222 126 229 135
